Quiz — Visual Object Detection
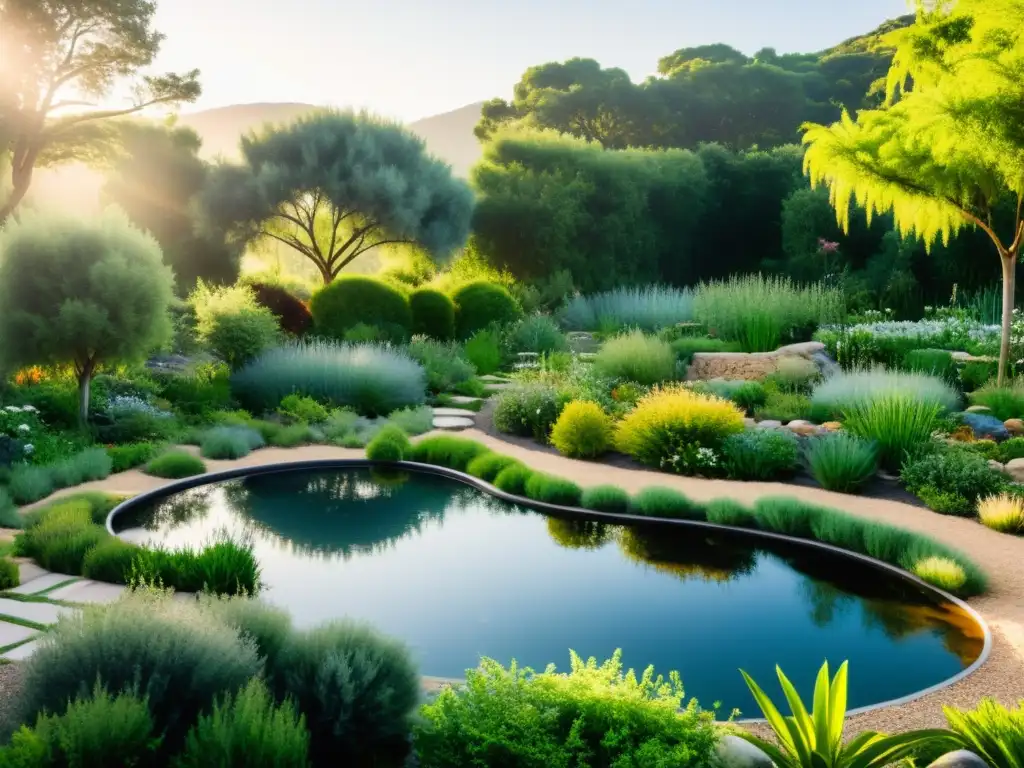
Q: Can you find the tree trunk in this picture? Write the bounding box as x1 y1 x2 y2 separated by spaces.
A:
77 360 95 427
998 253 1016 386
0 147 38 224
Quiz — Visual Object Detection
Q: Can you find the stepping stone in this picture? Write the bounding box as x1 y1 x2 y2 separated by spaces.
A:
446 396 482 405
0 598 74 625
0 622 38 648
47 581 126 605
478 375 512 383
17 562 48 586
1 639 41 661
433 416 475 431
431 407 477 418
10 573 78 595
484 382 515 391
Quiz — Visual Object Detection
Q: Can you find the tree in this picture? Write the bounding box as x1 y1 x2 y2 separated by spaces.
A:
0 207 175 423
802 0 1024 382
0 0 201 222
101 120 242 292
201 110 474 285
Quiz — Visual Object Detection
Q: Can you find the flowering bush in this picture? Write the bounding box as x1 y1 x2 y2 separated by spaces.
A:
0 404 43 463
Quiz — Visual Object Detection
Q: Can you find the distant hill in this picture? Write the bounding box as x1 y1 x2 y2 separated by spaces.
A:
177 101 486 177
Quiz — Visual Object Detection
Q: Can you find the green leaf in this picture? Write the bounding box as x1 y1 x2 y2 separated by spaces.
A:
734 731 794 768
827 661 849 754
777 665 816 752
811 662 832 758
740 669 798 756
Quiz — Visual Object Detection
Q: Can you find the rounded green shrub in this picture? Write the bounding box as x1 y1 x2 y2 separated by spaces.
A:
366 425 412 462
705 499 755 527
15 502 109 574
270 620 420 761
200 426 265 460
310 276 412 341
549 401 614 459
277 394 329 424
493 464 534 495
0 557 19 589
200 595 295 669
580 485 630 513
720 429 800 481
805 432 879 493
82 537 145 584
524 473 582 506
452 281 521 338
594 330 677 385
410 435 489 471
632 487 704 520
465 452 522 482
145 451 208 479
410 288 456 340
493 384 564 442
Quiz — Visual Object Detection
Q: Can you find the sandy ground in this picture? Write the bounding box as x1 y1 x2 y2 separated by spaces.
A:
12 432 1024 734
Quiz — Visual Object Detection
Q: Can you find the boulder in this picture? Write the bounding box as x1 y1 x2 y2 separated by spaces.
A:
1006 458 1024 483
786 420 821 437
961 412 1010 442
686 341 836 382
988 460 1007 475
1005 418 1024 436
965 405 992 414
926 750 988 768
821 421 842 432
713 734 774 768
755 420 782 430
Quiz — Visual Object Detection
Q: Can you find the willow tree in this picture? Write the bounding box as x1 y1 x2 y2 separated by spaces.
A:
200 110 475 285
802 0 1024 382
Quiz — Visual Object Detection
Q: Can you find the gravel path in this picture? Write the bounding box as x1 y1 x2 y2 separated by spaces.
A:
0 662 23 731
16 432 1024 735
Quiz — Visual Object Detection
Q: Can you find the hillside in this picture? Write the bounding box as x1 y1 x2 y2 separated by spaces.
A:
177 101 486 176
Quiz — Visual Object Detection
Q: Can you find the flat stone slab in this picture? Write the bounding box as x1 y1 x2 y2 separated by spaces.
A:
478 375 512 383
446 396 482 405
432 416 475 430
0 622 39 648
16 561 48 586
483 382 515 391
0 598 74 625
1 639 41 661
47 581 126 605
10 573 78 595
431 408 477 417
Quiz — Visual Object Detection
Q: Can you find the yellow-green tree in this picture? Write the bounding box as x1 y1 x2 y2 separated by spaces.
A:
802 0 1024 383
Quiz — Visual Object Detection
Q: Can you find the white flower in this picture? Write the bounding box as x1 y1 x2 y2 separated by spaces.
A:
23 443 34 454
22 405 37 413
17 424 30 433
535 408 541 415
4 406 19 412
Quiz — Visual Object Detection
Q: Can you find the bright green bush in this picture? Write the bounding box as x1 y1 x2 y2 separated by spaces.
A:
549 401 614 459
842 392 941 471
901 446 1007 516
464 329 502 375
671 337 742 366
493 384 566 442
414 650 717 768
904 348 956 379
805 432 879 493
705 498 756 527
697 379 767 413
131 539 262 597
593 330 677 385
232 341 426 417
506 314 568 354
107 441 161 473
410 435 489 471
492 464 534 495
0 557 19 589
15 501 109 574
721 429 800 481
176 679 310 768
365 425 412 462
580 485 630 513
410 288 456 340
14 590 263 749
270 620 420 761
190 282 281 370
145 451 208 478
943 698 1024 767
960 360 997 392
753 391 812 423
277 394 329 424
82 537 145 584
969 381 1024 421
631 487 704 520
452 281 521 338
408 338 476 392
200 426 265 459
995 437 1024 464
465 452 522 482
309 276 412 341
524 473 582 506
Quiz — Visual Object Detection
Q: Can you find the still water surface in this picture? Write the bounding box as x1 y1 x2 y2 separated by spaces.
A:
114 467 984 715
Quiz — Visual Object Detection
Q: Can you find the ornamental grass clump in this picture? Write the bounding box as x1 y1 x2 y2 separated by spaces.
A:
810 368 960 421
524 473 582 506
580 485 631 513
559 285 696 332
977 493 1024 534
805 432 879 493
593 330 677 386
549 401 614 459
969 380 1024 421
912 556 968 592
721 429 800 481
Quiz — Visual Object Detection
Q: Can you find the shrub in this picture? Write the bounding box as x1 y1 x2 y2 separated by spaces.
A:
267 423 312 448
524 473 582 506
15 501 109 574
493 385 565 442
698 379 767 413
414 651 717 768
410 288 456 340
309 276 412 340
48 447 114 489
901 447 1007 516
270 620 420 760
232 341 426 417
277 394 329 424
843 392 942 471
7 465 55 505
408 338 475 393
387 405 434 436
912 556 967 592
190 281 281 370
593 330 677 385
95 396 177 445
805 433 879 493
632 487 704 520
811 369 960 422
452 281 521 338
580 485 631 513
615 384 745 472
506 314 568 354
107 441 161 473
0 557 18 589
559 285 696 332
995 437 1024 463
248 281 313 336
463 329 502 375
753 391 812 423
410 435 489 471
904 348 956 379
766 357 821 394
960 360 997 392
977 493 1024 534
549 401 614 459
705 498 756 527
82 537 145 583
671 337 742 366
969 380 1024 421
176 679 310 768
14 590 262 749
943 699 1024 767
366 424 412 462
155 362 235 419
721 429 800 481
465 452 522 482
200 595 294 668
492 464 533 495
145 451 208 478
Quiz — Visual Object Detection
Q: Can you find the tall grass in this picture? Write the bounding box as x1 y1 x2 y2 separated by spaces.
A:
693 274 843 352
969 380 1024 421
810 368 961 422
559 285 695 332
844 394 942 471
593 330 677 385
231 340 426 417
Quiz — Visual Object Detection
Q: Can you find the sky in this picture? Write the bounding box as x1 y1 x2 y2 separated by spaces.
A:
149 0 911 123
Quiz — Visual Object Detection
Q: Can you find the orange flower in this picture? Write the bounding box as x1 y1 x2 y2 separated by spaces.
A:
13 366 44 386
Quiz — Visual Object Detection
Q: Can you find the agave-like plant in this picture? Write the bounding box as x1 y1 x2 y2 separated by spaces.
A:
944 699 1024 768
737 661 955 768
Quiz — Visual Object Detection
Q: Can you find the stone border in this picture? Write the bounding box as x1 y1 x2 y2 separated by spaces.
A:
104 458 992 723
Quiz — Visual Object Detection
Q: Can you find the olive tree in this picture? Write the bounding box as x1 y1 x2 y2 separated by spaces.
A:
200 110 474 284
0 207 175 423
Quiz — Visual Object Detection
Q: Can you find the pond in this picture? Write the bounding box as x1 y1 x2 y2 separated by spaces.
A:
111 466 985 716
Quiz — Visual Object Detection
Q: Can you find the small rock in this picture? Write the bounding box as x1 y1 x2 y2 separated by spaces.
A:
1005 458 1024 483
926 750 988 768
965 405 992 414
713 734 774 768
1005 418 1024 435
821 421 842 432
961 412 1010 442
755 420 782 429
786 420 820 436
989 459 1007 475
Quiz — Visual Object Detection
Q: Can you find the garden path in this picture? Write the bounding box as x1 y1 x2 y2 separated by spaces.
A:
6 432 1024 734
